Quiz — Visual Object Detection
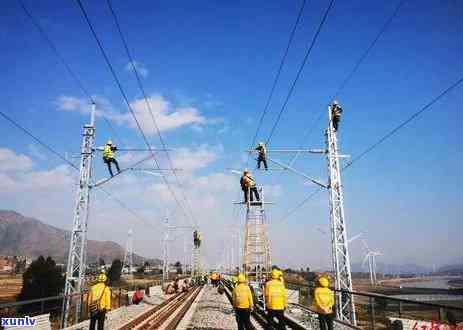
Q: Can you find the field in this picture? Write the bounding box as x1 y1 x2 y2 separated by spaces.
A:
0 274 22 303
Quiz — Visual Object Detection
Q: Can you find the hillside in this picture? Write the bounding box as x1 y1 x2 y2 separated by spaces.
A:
0 210 160 265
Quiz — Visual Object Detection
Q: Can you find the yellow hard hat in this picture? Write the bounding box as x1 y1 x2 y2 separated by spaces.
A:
237 273 246 283
319 274 330 287
97 273 107 283
106 139 113 145
271 268 280 279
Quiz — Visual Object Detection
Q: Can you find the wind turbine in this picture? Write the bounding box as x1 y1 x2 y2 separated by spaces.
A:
362 240 382 286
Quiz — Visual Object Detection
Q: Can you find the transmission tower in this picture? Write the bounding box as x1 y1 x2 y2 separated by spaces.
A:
192 235 201 280
62 104 96 327
326 101 356 324
242 188 272 286
162 217 170 288
123 228 134 274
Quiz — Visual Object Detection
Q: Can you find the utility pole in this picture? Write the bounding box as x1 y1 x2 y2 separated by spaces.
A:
62 103 96 328
123 229 134 274
162 217 170 288
326 101 356 324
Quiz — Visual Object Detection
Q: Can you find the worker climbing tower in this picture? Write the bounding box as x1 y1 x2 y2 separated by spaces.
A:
123 229 134 274
242 188 272 285
192 229 202 280
326 101 356 324
62 103 96 327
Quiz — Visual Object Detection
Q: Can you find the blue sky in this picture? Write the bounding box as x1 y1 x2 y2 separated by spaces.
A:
1 0 462 270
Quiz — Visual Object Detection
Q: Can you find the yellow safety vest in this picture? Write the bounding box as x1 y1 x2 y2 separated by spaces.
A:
314 286 334 314
88 283 111 311
265 279 287 310
103 144 114 160
233 283 254 309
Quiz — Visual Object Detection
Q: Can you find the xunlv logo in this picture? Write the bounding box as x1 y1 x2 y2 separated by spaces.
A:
1 316 37 327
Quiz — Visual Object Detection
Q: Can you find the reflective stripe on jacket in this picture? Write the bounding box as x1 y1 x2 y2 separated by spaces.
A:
265 279 287 310
233 283 254 309
314 287 334 314
88 283 111 311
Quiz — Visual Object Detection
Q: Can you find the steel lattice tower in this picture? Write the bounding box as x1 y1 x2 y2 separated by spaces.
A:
62 104 96 327
326 102 356 324
192 246 201 279
243 188 271 285
123 228 134 274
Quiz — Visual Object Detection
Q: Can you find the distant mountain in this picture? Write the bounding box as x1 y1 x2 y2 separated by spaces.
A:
351 261 430 274
437 264 463 275
0 210 160 265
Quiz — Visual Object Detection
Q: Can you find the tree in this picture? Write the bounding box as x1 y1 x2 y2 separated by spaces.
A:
174 261 182 274
144 261 150 268
107 259 123 285
136 265 145 274
17 256 64 313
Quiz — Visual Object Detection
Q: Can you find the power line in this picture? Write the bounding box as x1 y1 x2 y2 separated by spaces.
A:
74 0 193 225
333 0 407 99
0 110 78 170
276 74 463 223
0 110 150 225
265 0 336 146
17 0 123 145
246 0 307 166
105 0 199 227
345 74 463 168
287 0 406 168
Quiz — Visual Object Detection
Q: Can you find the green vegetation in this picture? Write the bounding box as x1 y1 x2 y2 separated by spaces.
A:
17 256 64 312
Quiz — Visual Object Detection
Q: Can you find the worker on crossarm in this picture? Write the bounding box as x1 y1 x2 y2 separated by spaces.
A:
331 100 343 132
241 170 260 203
233 273 254 330
103 139 120 177
88 273 111 330
255 142 268 171
265 268 287 329
314 274 335 330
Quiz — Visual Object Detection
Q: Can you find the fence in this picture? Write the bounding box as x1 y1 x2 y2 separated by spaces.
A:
290 282 463 330
0 279 162 329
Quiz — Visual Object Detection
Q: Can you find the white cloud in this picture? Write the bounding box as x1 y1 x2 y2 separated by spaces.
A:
28 144 47 160
0 148 33 171
56 94 208 134
113 95 207 133
170 144 221 172
125 61 149 78
0 165 75 193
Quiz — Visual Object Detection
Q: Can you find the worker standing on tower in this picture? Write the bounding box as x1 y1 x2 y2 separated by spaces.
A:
88 273 111 330
233 273 254 330
265 268 287 329
240 170 260 203
103 139 120 177
314 274 335 330
255 142 268 171
331 101 343 132
193 230 201 248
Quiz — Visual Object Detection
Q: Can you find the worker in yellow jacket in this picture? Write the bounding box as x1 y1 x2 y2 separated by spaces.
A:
265 268 287 329
232 273 254 330
314 274 335 330
103 139 120 177
88 273 111 330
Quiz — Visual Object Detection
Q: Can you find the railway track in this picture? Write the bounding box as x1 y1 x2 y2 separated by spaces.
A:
116 285 203 330
221 280 307 330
